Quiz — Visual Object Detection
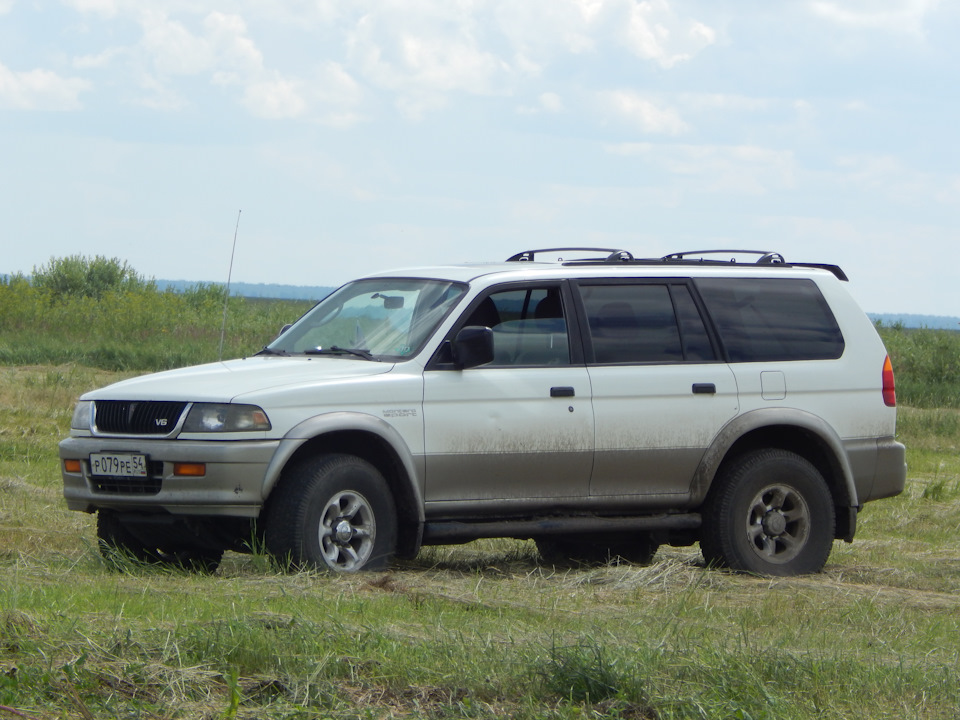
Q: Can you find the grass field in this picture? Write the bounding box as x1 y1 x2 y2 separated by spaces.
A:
1 363 959 719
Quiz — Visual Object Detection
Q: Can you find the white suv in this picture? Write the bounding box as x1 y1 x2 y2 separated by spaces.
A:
60 248 906 576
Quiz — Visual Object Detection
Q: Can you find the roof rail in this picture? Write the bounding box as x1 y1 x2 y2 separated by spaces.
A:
662 249 785 264
506 247 634 263
659 250 848 281
506 247 849 281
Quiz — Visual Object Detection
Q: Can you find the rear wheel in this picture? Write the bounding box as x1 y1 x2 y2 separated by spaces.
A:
263 454 397 572
700 449 835 576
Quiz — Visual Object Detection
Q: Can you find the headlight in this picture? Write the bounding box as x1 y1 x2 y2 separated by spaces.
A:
71 401 93 431
182 403 271 432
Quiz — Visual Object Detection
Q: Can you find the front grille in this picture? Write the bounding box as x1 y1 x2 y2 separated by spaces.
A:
91 460 164 495
94 401 187 435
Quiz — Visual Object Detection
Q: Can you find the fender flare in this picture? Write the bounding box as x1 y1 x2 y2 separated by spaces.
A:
689 407 859 508
260 411 425 525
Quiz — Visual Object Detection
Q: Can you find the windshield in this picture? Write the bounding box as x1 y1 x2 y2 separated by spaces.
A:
267 277 467 360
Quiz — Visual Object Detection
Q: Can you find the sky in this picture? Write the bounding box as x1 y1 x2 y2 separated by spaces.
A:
2 0 958 316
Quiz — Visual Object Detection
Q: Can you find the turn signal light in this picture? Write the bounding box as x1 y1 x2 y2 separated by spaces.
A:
174 462 206 477
882 355 897 407
63 459 82 473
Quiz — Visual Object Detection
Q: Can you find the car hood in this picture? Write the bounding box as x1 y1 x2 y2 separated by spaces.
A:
82 356 396 404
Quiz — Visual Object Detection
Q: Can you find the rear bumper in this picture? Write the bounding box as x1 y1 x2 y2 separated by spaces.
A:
867 437 907 502
59 436 279 517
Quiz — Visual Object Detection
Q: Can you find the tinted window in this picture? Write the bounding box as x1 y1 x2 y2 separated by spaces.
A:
695 277 844 362
581 284 684 363
672 285 715 361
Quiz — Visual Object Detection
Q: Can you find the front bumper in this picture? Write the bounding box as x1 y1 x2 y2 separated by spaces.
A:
59 436 280 517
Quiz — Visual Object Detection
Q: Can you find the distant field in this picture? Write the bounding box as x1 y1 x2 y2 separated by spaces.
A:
1 277 959 406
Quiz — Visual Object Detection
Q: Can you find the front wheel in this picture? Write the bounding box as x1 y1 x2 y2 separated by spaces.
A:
700 449 835 576
263 454 397 572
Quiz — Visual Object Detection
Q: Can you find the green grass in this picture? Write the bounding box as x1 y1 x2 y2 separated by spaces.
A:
0 280 313 371
1 366 959 719
878 324 960 409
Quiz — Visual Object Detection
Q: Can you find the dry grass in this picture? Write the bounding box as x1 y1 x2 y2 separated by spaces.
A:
1 365 959 719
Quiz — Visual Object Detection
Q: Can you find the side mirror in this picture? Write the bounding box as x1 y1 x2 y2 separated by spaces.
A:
451 326 494 369
278 324 293 336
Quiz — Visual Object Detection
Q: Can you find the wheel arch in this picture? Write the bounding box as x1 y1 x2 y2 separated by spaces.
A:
262 412 424 558
691 408 858 539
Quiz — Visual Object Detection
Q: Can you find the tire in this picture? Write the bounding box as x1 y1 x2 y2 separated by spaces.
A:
96 510 223 573
263 454 397 572
700 449 835 576
536 533 659 567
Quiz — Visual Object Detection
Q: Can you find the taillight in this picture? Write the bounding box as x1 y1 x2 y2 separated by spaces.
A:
882 355 896 407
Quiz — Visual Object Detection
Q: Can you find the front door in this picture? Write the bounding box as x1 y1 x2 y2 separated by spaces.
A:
422 284 594 508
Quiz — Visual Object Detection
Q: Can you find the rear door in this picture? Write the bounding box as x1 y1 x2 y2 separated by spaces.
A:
575 280 739 501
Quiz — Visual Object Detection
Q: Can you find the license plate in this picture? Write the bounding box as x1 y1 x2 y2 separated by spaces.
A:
89 453 148 477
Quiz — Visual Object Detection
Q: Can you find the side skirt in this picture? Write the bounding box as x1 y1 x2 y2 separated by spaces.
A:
421 512 701 545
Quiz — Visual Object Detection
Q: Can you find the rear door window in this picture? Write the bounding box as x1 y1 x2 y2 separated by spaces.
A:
578 282 715 364
695 277 844 362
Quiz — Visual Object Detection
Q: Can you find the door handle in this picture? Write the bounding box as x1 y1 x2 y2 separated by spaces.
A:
550 386 575 398
692 383 716 395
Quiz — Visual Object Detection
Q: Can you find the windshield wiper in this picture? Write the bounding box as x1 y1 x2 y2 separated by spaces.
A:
254 346 291 356
303 346 379 361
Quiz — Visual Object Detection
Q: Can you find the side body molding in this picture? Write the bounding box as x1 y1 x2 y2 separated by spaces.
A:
260 411 425 525
689 407 859 509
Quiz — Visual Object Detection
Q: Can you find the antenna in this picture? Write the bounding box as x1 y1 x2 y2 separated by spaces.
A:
218 210 242 360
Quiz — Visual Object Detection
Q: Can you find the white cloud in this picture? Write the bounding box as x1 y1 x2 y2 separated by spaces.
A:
494 0 600 57
607 143 796 194
342 0 716 119
516 91 565 115
133 72 186 111
677 92 771 113
620 0 717 68
834 153 960 206
0 0 14 14
203 12 264 74
0 62 91 110
140 13 213 75
311 62 364 117
242 73 306 119
539 92 564 112
347 7 513 104
55 1 717 122
810 0 941 35
600 90 688 135
63 6 362 123
494 0 715 68
61 0 120 18
73 47 126 70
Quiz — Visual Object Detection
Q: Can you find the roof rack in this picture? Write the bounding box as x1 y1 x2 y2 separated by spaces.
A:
506 247 635 263
505 247 848 281
662 249 785 264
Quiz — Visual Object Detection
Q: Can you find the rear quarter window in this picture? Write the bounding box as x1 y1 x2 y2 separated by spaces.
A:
695 277 844 362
